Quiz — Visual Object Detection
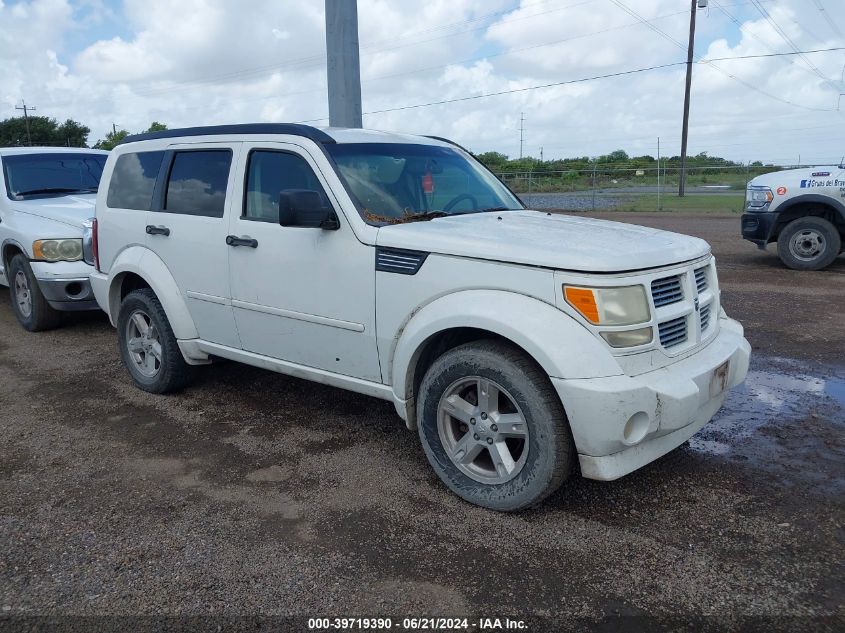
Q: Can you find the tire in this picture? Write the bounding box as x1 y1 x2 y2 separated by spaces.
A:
777 216 841 271
7 254 61 332
416 339 574 511
117 288 194 393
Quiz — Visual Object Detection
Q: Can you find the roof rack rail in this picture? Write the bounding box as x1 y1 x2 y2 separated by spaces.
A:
121 123 335 146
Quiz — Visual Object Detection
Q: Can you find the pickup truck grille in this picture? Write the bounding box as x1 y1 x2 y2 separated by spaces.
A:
695 267 708 294
651 275 683 307
658 316 688 348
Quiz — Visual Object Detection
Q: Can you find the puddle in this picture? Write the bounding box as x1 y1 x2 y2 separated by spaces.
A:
687 358 845 492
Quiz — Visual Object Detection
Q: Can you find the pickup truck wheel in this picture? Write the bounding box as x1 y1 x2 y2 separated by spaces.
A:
777 217 841 271
8 254 61 331
417 340 573 511
117 289 194 393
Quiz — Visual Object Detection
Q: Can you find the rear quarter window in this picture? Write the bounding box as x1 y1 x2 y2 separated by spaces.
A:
106 151 165 210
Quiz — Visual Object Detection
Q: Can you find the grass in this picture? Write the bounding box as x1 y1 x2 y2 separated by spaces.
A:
615 193 746 214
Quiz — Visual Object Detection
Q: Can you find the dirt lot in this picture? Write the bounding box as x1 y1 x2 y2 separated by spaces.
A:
1 212 843 630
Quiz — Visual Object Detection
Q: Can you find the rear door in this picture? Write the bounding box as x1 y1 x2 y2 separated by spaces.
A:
145 143 241 347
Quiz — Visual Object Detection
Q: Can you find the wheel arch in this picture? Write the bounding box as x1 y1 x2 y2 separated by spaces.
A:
105 246 198 340
390 289 622 429
1 238 27 271
772 195 845 241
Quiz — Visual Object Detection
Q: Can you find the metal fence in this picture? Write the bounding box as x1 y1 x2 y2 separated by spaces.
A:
494 164 783 213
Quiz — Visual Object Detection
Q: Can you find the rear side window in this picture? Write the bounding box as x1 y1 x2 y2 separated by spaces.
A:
106 151 164 210
163 150 231 218
244 150 328 222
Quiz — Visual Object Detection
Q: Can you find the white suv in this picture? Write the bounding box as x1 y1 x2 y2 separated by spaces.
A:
90 124 750 510
1 147 109 330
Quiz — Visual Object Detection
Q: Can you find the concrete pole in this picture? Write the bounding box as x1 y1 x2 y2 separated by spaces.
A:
325 0 363 128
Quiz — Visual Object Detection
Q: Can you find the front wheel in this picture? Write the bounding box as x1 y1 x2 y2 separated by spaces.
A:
117 288 194 393
777 216 841 271
416 340 574 511
7 254 61 331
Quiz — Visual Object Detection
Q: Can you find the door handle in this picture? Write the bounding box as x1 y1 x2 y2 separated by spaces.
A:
226 235 258 248
146 225 170 236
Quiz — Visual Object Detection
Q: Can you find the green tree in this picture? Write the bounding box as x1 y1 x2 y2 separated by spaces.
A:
94 122 168 150
0 116 91 147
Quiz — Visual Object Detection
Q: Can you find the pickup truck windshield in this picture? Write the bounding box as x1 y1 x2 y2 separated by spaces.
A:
326 143 523 224
3 153 107 200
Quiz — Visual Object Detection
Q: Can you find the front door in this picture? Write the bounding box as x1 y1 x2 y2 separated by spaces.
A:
227 142 380 382
145 143 241 347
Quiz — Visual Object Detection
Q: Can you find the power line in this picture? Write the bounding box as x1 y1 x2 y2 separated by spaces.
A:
810 0 843 38
702 46 845 62
297 61 689 123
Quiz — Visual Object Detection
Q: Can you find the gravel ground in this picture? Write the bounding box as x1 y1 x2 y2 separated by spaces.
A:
1 212 843 630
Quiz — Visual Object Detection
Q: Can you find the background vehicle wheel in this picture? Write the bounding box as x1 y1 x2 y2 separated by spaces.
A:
7 254 61 332
416 339 574 511
777 217 841 271
117 288 194 393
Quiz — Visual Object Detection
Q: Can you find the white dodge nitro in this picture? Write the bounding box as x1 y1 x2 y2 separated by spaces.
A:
90 124 751 510
1 147 109 330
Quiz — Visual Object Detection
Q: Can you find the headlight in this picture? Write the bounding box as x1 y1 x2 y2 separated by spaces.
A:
600 327 653 348
32 239 83 262
564 285 650 325
746 186 773 209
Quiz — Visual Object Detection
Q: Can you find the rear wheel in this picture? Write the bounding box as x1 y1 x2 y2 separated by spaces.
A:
7 254 61 331
777 216 841 271
117 288 194 393
416 340 574 511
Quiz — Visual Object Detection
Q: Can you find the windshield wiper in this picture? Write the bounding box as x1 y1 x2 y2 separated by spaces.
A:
14 187 97 197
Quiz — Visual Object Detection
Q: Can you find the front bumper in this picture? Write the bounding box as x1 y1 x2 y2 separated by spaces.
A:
31 260 99 312
741 211 778 248
553 316 751 481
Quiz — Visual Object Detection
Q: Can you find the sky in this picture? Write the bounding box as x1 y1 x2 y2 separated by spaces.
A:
1 0 843 165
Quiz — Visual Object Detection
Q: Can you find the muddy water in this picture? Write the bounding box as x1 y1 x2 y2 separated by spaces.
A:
689 356 845 494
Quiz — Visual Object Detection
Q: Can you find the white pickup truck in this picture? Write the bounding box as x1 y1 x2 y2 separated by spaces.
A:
742 164 845 270
0 147 109 330
90 124 750 510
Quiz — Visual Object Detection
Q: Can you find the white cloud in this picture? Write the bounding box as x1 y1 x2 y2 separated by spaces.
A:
0 0 843 164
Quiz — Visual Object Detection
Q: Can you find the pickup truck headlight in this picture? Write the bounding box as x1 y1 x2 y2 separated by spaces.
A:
563 285 650 325
32 239 83 262
746 186 773 210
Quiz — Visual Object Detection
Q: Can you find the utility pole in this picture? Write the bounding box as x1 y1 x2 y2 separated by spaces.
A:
540 146 544 162
657 137 662 211
325 0 363 128
519 112 525 159
679 0 707 197
15 100 36 146
112 123 117 135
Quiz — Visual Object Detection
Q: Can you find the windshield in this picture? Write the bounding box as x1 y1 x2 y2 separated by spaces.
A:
326 143 523 224
2 152 107 200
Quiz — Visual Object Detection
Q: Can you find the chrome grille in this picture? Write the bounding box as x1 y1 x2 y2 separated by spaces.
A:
695 267 708 294
700 304 711 332
658 316 688 348
651 275 683 307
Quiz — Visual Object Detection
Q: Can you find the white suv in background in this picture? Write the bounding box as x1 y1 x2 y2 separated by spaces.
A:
0 147 108 330
90 124 750 511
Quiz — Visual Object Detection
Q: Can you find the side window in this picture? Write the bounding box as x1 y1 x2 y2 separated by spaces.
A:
106 151 164 210
163 150 232 218
244 150 328 223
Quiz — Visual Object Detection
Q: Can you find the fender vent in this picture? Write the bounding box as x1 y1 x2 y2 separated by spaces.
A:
375 247 429 275
651 275 683 307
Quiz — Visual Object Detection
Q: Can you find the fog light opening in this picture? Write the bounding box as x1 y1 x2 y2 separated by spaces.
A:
65 282 83 298
623 412 650 445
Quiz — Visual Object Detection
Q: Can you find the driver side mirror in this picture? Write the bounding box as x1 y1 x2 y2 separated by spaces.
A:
278 190 339 230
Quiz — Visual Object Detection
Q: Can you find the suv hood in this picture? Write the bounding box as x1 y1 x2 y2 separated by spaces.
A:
376 210 710 273
8 194 96 229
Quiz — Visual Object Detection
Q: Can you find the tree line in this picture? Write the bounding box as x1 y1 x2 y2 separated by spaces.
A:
0 116 167 150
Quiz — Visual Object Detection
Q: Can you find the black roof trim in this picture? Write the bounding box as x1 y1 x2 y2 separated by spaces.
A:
423 135 472 154
121 124 335 146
